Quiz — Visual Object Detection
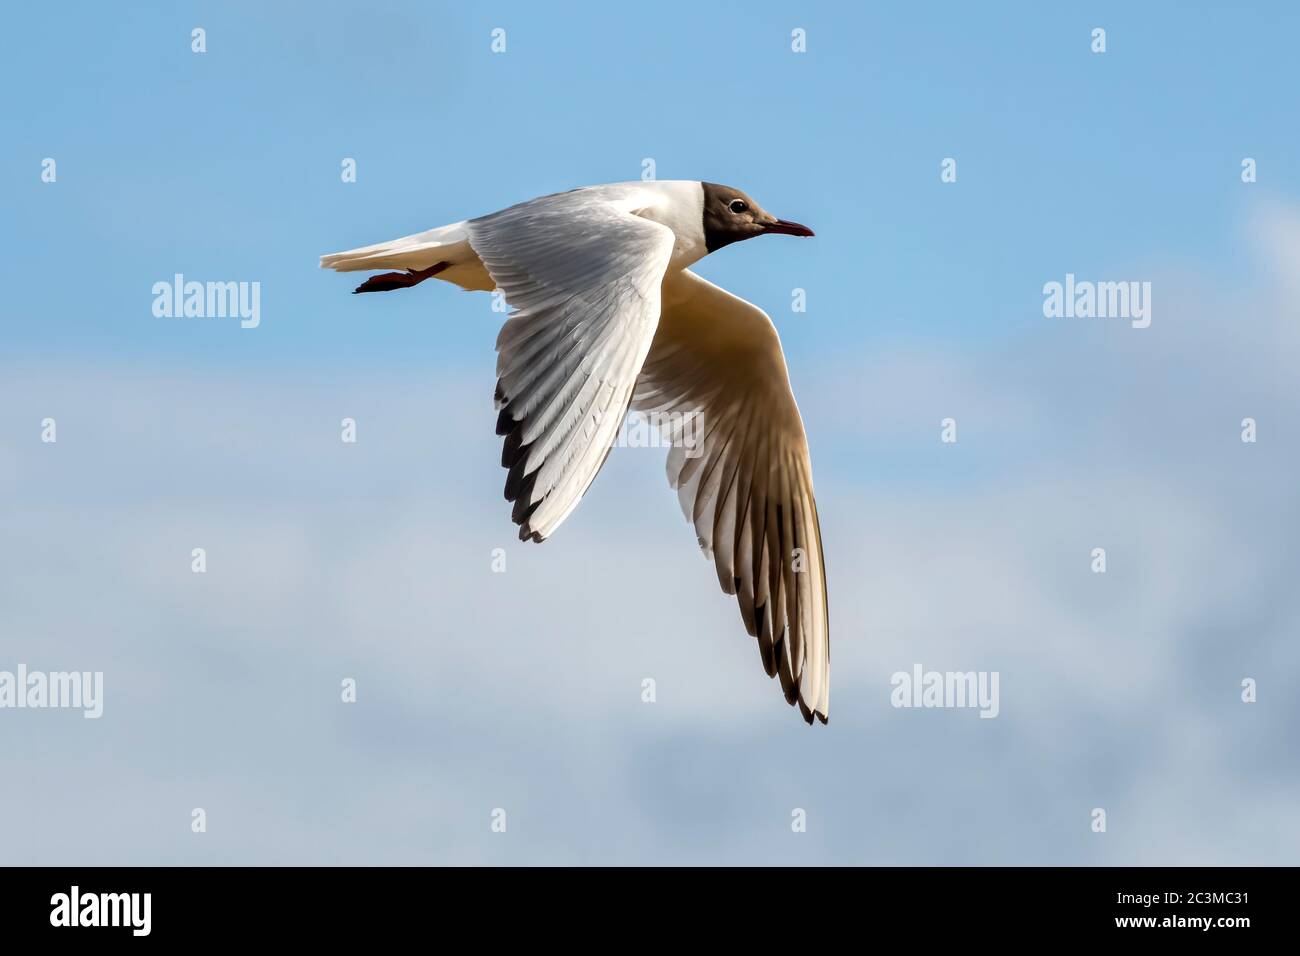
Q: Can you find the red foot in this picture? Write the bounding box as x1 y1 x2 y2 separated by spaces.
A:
353 261 448 294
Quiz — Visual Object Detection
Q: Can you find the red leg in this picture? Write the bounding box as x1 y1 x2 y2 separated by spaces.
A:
353 261 449 294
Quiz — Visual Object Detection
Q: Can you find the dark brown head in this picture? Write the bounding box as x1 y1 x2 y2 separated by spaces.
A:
701 182 815 253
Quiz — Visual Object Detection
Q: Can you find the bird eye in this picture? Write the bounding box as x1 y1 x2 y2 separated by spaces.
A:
728 199 748 213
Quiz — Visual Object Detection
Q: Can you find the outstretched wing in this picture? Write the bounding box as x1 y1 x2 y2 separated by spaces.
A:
633 269 829 723
469 188 678 542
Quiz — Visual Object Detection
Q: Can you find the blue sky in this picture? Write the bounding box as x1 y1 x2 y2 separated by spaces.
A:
8 1 1299 365
2 2 1299 864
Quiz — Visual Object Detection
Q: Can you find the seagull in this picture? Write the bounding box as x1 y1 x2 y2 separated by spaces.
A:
321 181 829 724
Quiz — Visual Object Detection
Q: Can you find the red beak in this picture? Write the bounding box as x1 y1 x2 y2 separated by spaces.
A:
763 218 815 238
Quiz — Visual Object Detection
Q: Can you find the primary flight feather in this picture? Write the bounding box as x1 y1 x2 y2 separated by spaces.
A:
321 180 829 724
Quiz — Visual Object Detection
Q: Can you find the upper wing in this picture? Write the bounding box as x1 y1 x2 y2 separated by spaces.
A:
632 269 829 723
469 188 677 542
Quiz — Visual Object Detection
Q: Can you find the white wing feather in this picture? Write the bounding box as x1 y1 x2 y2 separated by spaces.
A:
633 269 830 723
470 187 677 541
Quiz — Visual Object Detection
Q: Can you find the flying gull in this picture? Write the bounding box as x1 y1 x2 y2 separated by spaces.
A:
321 181 829 724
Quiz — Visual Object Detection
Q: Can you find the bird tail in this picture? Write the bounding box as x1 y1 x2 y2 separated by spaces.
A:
319 220 470 274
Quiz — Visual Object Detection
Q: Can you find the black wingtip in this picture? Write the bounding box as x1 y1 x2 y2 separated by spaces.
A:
498 384 553 542
496 407 516 438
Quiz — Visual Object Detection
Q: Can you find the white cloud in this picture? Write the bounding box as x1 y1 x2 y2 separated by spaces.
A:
3 207 1300 863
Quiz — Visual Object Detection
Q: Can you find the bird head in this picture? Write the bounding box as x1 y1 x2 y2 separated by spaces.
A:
701 182 815 253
